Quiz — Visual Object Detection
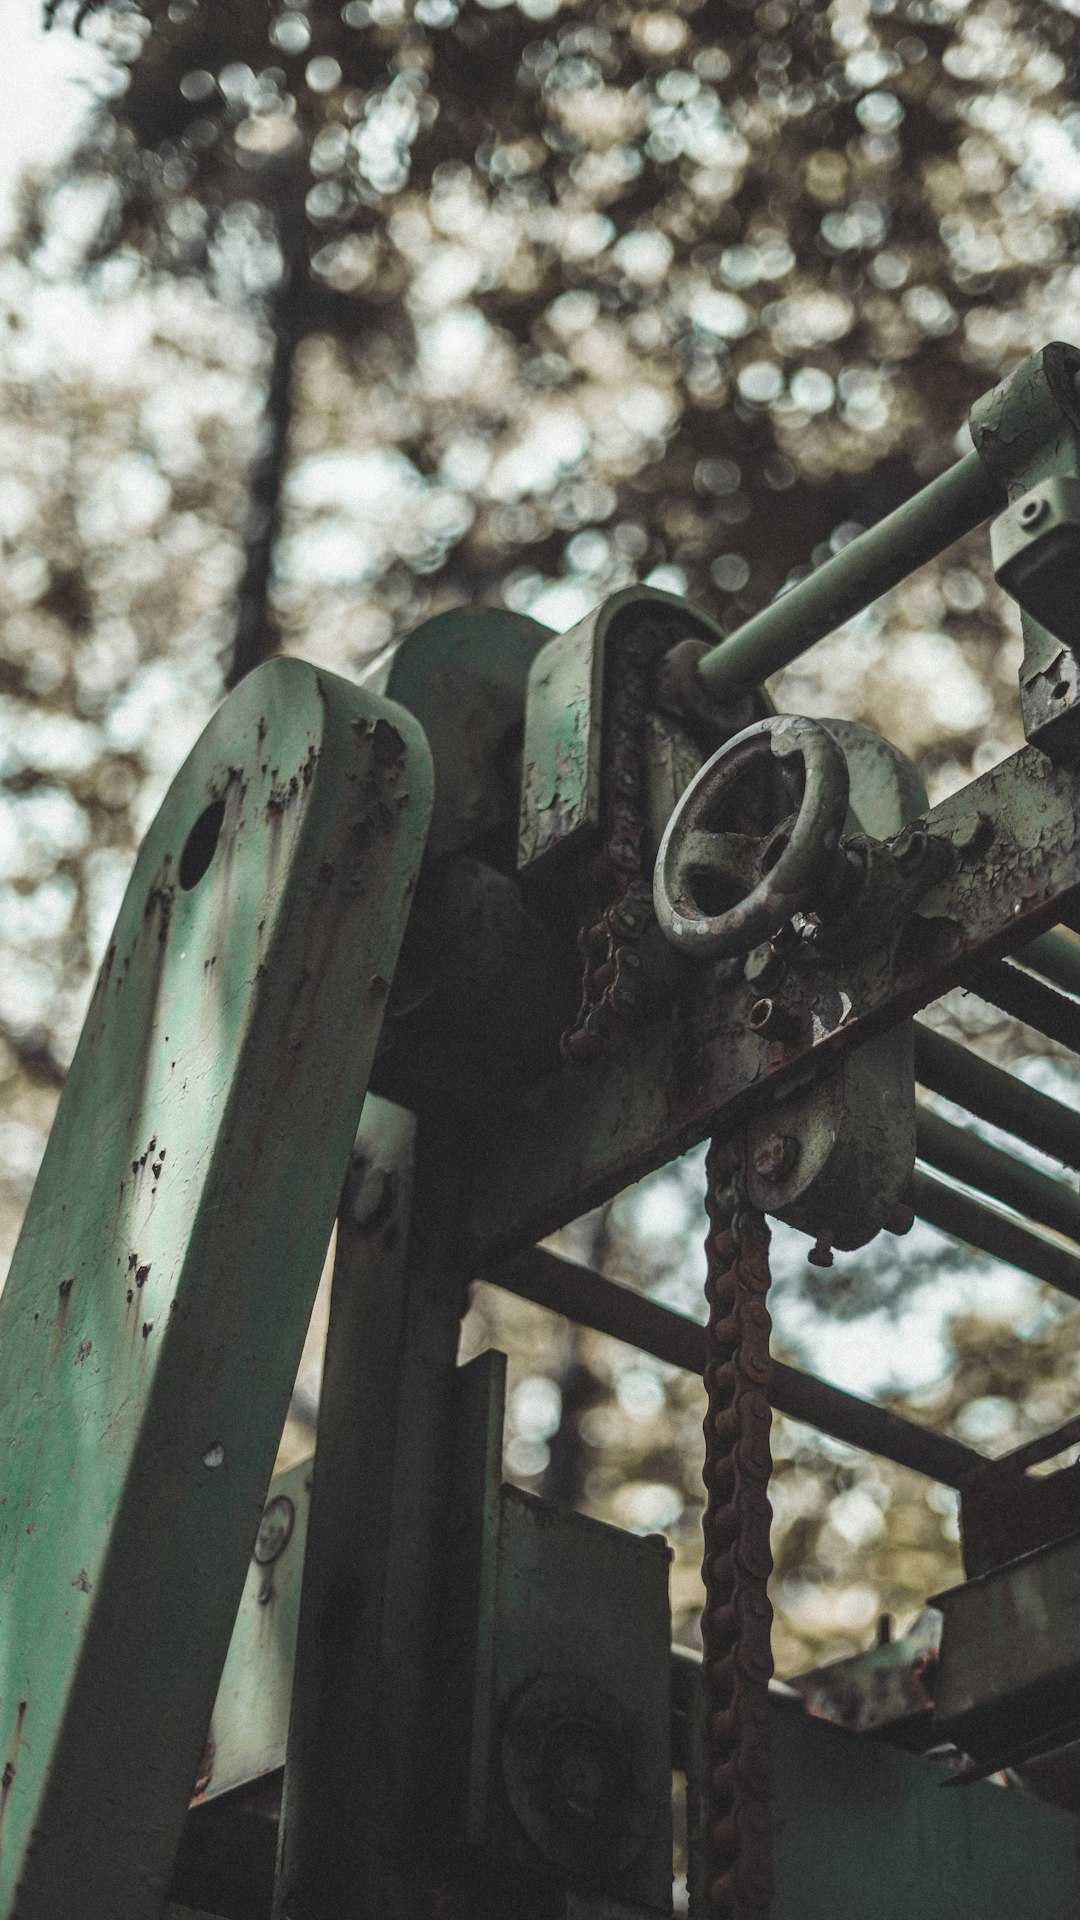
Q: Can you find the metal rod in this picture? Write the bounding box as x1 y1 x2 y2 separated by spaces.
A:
916 1107 1080 1246
1021 930 1080 1002
914 1026 1080 1171
912 1168 1080 1301
992 1414 1080 1476
695 451 1004 702
972 960 1080 1055
481 1245 985 1487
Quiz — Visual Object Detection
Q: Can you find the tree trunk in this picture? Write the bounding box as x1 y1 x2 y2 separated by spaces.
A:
226 287 299 690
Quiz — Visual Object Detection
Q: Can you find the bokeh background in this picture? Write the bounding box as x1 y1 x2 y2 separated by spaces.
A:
4 0 1080 1702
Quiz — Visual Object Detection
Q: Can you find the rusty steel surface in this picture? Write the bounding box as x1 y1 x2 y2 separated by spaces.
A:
698 1139 775 1920
0 660 432 1920
468 741 1080 1259
788 1611 940 1741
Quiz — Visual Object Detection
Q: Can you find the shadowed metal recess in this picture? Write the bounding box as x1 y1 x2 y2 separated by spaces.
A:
9 345 1080 1920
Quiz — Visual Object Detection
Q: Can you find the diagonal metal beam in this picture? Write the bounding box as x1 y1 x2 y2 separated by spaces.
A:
0 661 432 1920
468 743 1080 1257
913 1023 1080 1170
481 1246 984 1488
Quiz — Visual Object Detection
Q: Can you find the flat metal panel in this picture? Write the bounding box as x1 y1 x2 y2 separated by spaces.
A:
194 1457 312 1807
0 658 432 1919
770 1695 1080 1919
936 1531 1080 1732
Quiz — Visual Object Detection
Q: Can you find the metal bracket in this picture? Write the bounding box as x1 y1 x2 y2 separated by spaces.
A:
971 341 1080 759
517 587 758 881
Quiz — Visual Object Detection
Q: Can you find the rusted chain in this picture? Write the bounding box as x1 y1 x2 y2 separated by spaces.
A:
698 1134 774 1920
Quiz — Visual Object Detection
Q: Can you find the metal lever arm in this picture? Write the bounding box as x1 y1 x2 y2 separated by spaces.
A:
653 715 849 960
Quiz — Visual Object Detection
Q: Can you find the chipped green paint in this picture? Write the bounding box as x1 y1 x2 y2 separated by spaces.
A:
517 587 729 876
0 657 432 1920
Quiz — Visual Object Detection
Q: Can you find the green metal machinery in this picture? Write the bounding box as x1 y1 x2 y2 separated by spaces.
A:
7 343 1080 1917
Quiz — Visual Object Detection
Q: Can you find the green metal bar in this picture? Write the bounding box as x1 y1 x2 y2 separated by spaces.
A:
275 1098 417 1917
696 451 1003 702
973 959 1080 1053
916 1106 1080 1245
0 660 433 1920
992 1414 1080 1475
913 1024 1080 1170
483 1246 985 1487
1022 929 1080 1001
912 1168 1080 1301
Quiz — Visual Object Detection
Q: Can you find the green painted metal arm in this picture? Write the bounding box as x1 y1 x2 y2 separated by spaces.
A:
0 657 432 1920
695 450 1003 703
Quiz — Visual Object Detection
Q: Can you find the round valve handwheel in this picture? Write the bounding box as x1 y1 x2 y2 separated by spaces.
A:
653 714 850 960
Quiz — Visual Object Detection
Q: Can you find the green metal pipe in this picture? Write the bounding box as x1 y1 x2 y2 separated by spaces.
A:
974 960 1080 1055
916 1106 1080 1246
912 1169 1080 1301
913 1024 1080 1171
1022 930 1080 1001
696 451 1004 702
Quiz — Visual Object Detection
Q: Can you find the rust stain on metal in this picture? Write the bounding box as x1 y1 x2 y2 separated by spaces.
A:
190 1730 215 1803
71 1569 91 1594
354 715 407 772
74 1340 92 1366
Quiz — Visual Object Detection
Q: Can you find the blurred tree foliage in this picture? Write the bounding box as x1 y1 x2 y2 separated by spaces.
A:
6 0 1080 1673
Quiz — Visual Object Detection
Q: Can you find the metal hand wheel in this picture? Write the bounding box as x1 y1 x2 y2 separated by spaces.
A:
653 715 850 960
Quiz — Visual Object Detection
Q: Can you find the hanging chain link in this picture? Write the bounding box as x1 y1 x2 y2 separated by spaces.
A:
698 1134 775 1920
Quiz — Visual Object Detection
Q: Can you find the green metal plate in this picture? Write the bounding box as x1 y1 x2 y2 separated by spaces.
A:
193 1457 312 1809
385 605 549 860
517 587 729 876
770 1694 1080 1918
0 658 432 1919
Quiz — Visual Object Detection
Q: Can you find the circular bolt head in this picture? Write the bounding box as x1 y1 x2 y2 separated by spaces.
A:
1020 494 1048 527
751 1133 799 1182
254 1493 296 1566
890 826 928 872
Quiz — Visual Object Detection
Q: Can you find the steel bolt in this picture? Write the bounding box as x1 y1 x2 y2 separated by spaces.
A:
751 1133 799 1182
1020 494 1048 527
890 825 928 872
743 941 786 993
